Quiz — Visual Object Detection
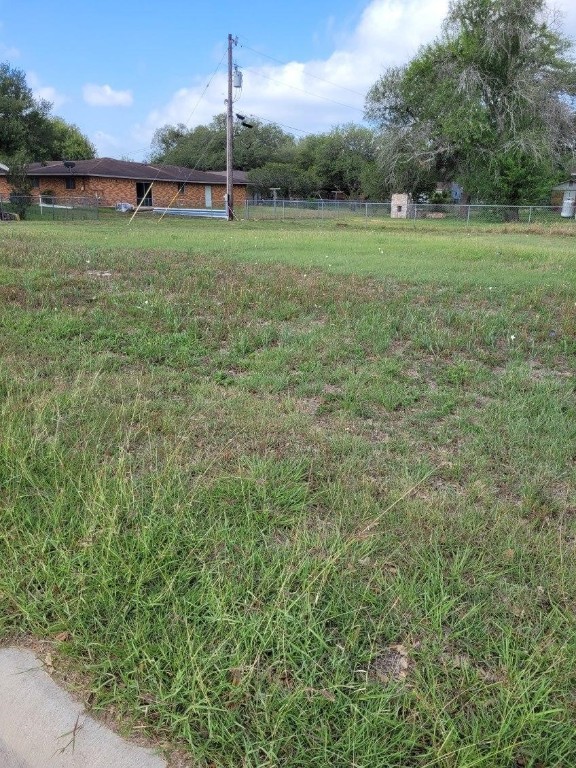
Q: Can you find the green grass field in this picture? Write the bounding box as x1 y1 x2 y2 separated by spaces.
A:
1 217 575 767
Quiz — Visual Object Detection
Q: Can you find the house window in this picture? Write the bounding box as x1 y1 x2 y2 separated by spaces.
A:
178 182 186 194
136 181 153 207
65 177 76 190
31 177 39 188
204 185 212 208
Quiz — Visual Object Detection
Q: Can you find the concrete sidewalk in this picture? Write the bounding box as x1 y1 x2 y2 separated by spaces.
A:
0 647 167 768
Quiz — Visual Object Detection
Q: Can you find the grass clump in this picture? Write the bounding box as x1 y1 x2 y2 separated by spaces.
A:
1 219 576 767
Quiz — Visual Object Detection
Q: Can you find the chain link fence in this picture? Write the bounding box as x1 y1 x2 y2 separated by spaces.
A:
2 194 572 226
244 199 391 220
0 195 100 221
243 199 571 224
408 203 566 224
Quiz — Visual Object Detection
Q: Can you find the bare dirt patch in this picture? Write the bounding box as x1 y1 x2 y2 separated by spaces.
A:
366 644 409 685
0 284 31 307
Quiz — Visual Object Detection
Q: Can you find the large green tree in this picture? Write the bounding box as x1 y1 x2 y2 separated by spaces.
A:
0 63 95 163
0 63 52 161
247 125 382 200
48 117 96 160
150 114 296 171
151 117 385 200
5 150 33 218
149 123 189 159
247 162 319 199
295 125 378 198
365 0 576 204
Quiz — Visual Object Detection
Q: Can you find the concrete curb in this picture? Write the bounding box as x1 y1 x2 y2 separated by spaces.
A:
0 647 167 767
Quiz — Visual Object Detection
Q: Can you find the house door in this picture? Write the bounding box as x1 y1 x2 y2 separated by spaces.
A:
204 185 212 208
136 182 153 207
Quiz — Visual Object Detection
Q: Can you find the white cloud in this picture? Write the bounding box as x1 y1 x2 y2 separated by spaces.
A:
0 42 19 58
136 0 448 147
92 131 118 154
83 84 133 107
35 85 67 108
133 0 574 156
27 71 67 109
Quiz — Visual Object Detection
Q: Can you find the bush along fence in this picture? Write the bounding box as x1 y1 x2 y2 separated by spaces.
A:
243 199 573 224
0 194 100 221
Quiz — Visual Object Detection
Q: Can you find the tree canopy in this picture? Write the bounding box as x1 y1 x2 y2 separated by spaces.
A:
48 117 96 161
365 0 576 203
294 125 378 198
0 63 95 164
151 117 382 199
150 114 297 172
0 63 52 161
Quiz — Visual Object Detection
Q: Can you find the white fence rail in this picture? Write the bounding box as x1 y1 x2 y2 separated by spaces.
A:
153 207 228 219
0 194 100 221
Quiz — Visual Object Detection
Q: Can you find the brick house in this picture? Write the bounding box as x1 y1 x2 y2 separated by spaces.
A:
0 157 248 210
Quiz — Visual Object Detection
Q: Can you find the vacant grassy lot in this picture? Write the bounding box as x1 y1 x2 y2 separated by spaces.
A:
1 218 575 767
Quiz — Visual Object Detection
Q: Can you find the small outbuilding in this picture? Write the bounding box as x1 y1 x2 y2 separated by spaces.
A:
551 174 576 208
391 193 412 218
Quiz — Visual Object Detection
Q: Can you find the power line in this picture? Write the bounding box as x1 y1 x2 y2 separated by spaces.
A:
241 111 311 138
120 33 367 167
238 40 367 99
129 51 233 221
243 67 364 114
107 50 229 165
180 48 228 130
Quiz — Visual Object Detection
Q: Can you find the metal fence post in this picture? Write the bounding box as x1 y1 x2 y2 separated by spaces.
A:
198 199 558 225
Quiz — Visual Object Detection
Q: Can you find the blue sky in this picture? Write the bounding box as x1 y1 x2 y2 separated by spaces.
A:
1 0 575 160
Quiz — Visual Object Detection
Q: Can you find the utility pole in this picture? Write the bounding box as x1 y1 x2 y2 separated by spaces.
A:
226 34 236 221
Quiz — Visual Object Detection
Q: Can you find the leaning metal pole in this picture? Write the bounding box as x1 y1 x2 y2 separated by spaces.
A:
226 33 234 221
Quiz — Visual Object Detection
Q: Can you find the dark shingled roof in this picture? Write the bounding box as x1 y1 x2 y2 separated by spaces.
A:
13 158 247 185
